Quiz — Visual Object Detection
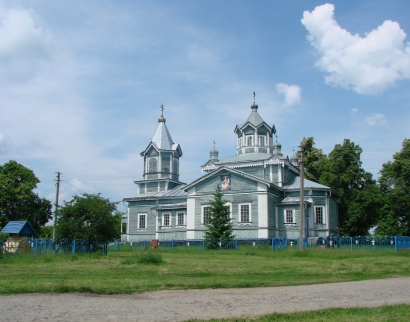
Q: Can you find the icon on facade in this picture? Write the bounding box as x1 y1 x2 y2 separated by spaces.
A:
221 175 231 191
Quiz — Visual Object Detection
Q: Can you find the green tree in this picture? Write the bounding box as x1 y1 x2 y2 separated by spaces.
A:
377 139 410 236
0 160 52 232
299 137 328 183
37 226 54 238
56 193 120 242
319 139 382 236
204 185 234 242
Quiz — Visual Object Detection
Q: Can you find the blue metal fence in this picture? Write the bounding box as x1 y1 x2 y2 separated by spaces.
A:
2 236 410 259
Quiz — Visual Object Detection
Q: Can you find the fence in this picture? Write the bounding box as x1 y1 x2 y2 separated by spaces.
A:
2 236 410 259
110 236 410 252
0 238 108 258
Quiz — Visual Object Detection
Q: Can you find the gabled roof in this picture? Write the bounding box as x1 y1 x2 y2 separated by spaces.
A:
184 166 272 191
124 184 188 201
1 221 36 236
245 109 265 126
151 119 174 150
283 176 330 190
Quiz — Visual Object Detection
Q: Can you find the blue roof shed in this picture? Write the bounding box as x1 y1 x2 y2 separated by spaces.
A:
1 221 36 236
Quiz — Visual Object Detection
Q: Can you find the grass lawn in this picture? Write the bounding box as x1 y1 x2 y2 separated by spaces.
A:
0 247 409 295
186 304 410 322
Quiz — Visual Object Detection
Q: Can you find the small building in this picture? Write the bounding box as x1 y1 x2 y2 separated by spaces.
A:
1 221 36 254
123 99 339 241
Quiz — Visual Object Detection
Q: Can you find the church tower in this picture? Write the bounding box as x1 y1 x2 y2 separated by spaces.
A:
136 106 183 194
234 94 276 155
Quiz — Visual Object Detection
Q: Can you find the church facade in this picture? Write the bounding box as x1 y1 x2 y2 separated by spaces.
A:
122 101 339 241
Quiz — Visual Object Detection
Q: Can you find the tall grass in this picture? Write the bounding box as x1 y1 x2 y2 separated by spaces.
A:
0 248 409 295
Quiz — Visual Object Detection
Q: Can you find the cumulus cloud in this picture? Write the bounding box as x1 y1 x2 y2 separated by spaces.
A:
365 113 386 126
301 3 410 94
0 7 49 61
275 83 302 107
351 107 358 114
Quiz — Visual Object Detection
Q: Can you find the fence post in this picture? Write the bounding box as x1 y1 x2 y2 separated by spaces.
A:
350 237 353 251
235 239 238 251
172 239 174 250
72 240 76 254
34 238 38 259
202 239 205 252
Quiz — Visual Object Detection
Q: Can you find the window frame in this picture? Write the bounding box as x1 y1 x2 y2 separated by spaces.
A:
238 203 252 223
246 135 253 146
258 135 266 147
284 209 295 224
162 213 171 227
138 213 147 229
202 205 211 225
177 212 186 226
314 206 325 224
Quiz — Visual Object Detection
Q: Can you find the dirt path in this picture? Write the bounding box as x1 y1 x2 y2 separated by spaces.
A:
1 278 410 322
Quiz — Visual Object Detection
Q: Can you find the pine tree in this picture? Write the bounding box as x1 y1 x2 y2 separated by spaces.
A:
204 185 234 247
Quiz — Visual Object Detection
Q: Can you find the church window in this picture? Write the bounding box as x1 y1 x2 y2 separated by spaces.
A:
173 158 178 174
148 158 157 172
162 213 170 226
121 223 127 234
284 209 295 223
315 206 324 224
259 136 266 147
177 212 185 226
246 135 253 146
239 204 251 222
162 154 170 173
138 214 147 229
202 206 211 224
238 137 242 148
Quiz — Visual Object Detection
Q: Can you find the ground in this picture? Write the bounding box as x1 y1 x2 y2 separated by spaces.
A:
1 278 410 321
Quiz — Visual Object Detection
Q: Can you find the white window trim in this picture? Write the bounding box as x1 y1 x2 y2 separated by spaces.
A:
162 213 171 228
176 212 186 227
201 205 210 225
258 135 266 147
314 206 325 225
284 209 295 226
246 135 253 146
137 213 147 230
238 203 252 225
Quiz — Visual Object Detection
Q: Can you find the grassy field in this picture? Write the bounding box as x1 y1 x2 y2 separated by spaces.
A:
0 247 410 295
186 304 410 322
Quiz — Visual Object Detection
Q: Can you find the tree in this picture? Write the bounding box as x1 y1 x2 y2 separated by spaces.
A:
318 139 382 236
377 139 410 236
298 137 327 183
0 160 52 232
56 193 120 242
204 185 234 242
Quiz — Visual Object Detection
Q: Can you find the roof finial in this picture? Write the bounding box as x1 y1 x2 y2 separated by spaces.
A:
158 104 166 123
253 91 256 104
213 139 216 149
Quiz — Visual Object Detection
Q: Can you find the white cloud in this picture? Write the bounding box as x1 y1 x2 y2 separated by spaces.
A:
275 83 302 107
0 7 50 61
301 3 410 94
365 113 386 126
351 108 358 114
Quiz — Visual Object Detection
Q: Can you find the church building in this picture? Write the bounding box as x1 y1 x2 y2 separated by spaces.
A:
122 99 338 241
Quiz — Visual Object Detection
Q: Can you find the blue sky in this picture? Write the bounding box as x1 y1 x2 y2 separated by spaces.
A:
0 1 409 215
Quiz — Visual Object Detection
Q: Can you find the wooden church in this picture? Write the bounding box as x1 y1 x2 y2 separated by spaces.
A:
123 99 338 241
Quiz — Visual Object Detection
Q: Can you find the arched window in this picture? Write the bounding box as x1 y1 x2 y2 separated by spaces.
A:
173 158 178 174
148 158 157 172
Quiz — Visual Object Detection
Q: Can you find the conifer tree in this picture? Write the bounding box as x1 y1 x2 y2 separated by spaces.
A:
204 185 234 244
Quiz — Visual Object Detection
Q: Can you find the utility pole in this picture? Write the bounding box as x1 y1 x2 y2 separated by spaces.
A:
299 146 305 251
53 172 61 240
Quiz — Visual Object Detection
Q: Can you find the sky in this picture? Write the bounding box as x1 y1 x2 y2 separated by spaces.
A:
0 0 409 216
